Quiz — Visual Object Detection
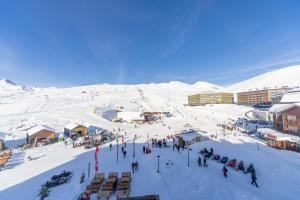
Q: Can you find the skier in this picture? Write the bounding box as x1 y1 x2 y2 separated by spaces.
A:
198 156 202 167
135 161 139 171
203 157 208 167
251 172 259 187
121 146 124 153
109 143 112 151
123 150 127 158
131 162 135 173
223 166 228 177
143 146 146 154
177 145 180 153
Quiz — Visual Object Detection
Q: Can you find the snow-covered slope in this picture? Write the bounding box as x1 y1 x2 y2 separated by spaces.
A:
0 79 33 94
193 81 223 92
227 65 300 92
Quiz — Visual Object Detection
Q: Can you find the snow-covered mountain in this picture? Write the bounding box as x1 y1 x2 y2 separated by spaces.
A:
0 79 33 93
193 81 223 92
227 65 300 92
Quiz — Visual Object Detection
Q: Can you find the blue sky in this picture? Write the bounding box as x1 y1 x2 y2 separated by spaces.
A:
1 0 300 87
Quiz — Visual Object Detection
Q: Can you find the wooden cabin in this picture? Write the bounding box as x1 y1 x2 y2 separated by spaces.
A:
27 125 55 144
258 128 300 151
175 129 209 148
64 122 87 138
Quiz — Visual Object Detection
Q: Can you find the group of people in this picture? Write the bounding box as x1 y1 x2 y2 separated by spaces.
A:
151 138 167 148
131 161 139 173
200 147 259 188
142 145 151 154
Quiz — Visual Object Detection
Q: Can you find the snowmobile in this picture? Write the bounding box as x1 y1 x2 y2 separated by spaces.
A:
212 154 220 161
227 159 237 168
220 156 229 164
236 161 245 172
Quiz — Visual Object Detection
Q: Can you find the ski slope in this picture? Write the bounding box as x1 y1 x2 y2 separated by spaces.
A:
0 78 300 200
227 65 300 92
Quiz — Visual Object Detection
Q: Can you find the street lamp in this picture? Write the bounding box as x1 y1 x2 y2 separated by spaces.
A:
187 142 190 167
157 155 160 173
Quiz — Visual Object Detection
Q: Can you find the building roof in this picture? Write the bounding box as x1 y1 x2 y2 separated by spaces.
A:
64 122 87 130
177 130 204 141
257 128 300 142
269 104 296 113
27 125 55 136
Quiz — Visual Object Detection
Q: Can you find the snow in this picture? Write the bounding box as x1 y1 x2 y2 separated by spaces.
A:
227 65 300 92
281 89 300 103
0 79 300 200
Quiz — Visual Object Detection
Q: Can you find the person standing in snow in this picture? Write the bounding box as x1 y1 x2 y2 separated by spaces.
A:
198 156 202 167
135 161 139 171
204 157 208 167
109 143 112 151
223 166 228 177
143 146 146 154
131 162 135 173
251 172 259 187
123 150 127 158
121 146 124 153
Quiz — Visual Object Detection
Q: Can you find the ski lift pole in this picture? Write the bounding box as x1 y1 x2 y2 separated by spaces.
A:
133 135 136 158
88 162 90 178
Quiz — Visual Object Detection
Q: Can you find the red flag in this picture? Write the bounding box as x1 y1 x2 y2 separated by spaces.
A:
95 145 100 172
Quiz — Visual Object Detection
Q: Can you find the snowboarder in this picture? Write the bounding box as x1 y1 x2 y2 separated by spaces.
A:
143 146 146 154
251 172 259 187
203 157 208 167
135 161 139 171
131 162 135 173
223 166 228 177
198 156 202 167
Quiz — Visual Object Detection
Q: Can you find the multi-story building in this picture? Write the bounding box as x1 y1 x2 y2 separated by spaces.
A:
237 88 289 106
269 104 300 136
188 92 233 106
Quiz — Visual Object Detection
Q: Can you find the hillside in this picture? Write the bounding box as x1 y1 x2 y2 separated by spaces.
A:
227 65 300 92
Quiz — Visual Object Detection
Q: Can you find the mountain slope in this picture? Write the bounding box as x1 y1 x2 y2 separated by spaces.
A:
227 65 300 92
0 79 33 93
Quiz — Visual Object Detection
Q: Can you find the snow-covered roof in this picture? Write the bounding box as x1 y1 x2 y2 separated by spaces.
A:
281 92 300 103
64 122 87 130
257 128 300 142
27 125 55 136
177 131 203 141
269 104 296 113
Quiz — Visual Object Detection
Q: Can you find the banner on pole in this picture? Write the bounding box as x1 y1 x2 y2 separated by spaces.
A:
95 145 99 172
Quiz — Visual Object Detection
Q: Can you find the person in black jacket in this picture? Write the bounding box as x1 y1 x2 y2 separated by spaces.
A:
198 156 202 167
203 157 208 167
251 172 259 187
223 166 228 177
